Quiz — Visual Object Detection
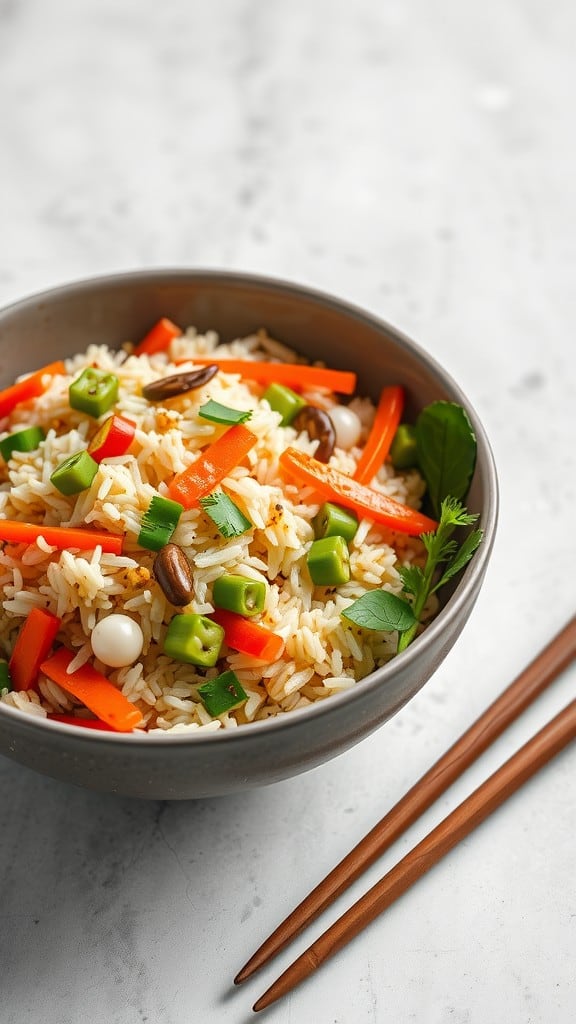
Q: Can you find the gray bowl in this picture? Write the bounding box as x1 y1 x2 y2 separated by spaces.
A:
0 270 498 799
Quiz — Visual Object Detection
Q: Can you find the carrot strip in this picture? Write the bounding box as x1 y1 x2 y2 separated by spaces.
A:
0 361 66 419
40 647 144 732
134 317 182 356
183 359 357 395
210 609 285 662
354 385 405 484
9 607 61 692
279 447 437 536
0 520 123 554
168 424 258 509
47 713 117 732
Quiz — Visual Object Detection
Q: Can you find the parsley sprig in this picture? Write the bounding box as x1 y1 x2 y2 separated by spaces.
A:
397 496 483 652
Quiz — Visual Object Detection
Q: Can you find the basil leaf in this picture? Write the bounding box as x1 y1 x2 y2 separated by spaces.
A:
416 402 477 519
198 400 252 425
200 492 252 538
341 590 416 632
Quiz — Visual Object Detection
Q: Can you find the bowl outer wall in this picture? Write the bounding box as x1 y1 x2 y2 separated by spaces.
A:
0 270 498 799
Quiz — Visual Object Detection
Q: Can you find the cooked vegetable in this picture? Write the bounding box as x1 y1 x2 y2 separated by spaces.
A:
138 494 184 551
186 358 357 395
69 367 119 418
292 405 336 463
312 502 358 544
0 361 65 419
397 497 483 652
262 383 307 426
198 399 252 426
307 535 351 586
353 385 404 484
153 543 194 606
390 423 418 470
0 426 45 463
47 713 117 731
327 404 362 450
212 574 266 617
40 647 145 731
168 424 257 509
415 402 477 518
199 491 252 539
9 607 61 692
341 590 416 633
279 447 437 536
134 317 182 356
198 670 248 717
0 659 12 691
163 613 225 667
142 365 218 402
87 413 136 462
50 450 99 495
0 521 123 554
210 608 284 662
90 614 144 668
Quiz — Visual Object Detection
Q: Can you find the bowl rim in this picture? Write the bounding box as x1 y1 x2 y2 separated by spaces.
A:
0 267 499 746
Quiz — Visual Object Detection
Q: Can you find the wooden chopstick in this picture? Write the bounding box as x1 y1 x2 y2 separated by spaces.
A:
235 615 576 986
253 693 576 1011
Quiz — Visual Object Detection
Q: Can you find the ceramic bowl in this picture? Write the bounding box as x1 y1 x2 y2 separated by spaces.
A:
0 270 498 799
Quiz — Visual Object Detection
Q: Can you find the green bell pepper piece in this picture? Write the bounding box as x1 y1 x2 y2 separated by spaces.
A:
198 669 248 717
312 502 358 544
212 574 266 617
262 383 307 425
390 423 418 470
163 613 224 667
307 535 351 586
69 368 119 418
50 450 99 495
0 426 45 462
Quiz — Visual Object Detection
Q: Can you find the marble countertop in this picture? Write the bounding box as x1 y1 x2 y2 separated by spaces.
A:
0 2 574 1022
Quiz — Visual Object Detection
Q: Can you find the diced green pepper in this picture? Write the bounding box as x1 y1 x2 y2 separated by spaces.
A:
198 669 248 717
262 383 307 425
138 495 184 551
390 423 418 470
307 535 351 586
212 574 266 617
163 613 224 667
313 502 358 544
69 368 119 418
50 450 99 495
0 426 45 463
0 659 12 692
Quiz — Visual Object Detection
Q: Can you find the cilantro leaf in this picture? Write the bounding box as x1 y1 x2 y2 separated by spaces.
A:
397 496 483 653
198 400 252 426
341 590 416 633
199 492 252 538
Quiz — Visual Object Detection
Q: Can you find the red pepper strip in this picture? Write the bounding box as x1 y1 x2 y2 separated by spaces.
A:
9 607 61 692
279 447 437 536
0 520 123 554
40 647 144 732
0 361 66 419
47 713 117 732
354 385 405 484
87 413 136 462
182 359 357 396
168 424 258 509
210 608 285 662
134 317 182 356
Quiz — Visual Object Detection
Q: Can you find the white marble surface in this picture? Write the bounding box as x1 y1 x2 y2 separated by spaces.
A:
1 2 575 1022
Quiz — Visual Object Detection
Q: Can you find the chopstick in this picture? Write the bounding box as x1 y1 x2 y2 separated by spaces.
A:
233 614 576 1005
253 693 576 1011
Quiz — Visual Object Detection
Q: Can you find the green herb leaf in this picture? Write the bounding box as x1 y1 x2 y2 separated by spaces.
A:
397 496 483 653
198 400 252 426
199 491 252 539
433 528 483 592
342 590 416 632
416 401 477 518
